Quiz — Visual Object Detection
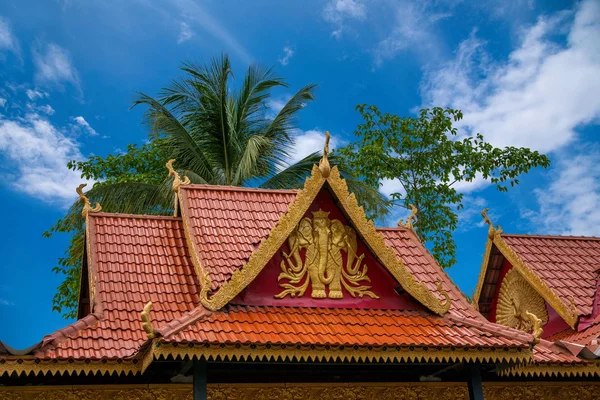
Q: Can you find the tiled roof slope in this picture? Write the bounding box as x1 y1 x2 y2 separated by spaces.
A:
501 234 600 316
33 213 200 360
164 305 530 349
179 185 297 291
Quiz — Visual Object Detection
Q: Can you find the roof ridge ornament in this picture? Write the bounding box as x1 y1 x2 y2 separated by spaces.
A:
166 159 190 217
141 301 156 340
318 131 331 178
76 184 101 219
398 204 418 230
525 311 543 344
481 208 502 238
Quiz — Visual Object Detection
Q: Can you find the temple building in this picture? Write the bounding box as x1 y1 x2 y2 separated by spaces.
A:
1 137 599 399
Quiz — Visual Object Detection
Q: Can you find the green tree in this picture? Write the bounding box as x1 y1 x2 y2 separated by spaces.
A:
337 104 550 269
47 55 388 318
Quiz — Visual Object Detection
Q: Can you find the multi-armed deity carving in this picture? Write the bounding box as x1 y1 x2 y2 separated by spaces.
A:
276 209 379 300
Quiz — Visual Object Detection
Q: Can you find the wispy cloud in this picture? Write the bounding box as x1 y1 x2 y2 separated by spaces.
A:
177 21 194 44
0 98 6 108
421 0 600 153
25 88 48 101
169 0 252 63
279 46 294 66
525 148 600 236
0 112 92 204
323 0 367 38
0 297 15 307
32 43 82 96
0 16 20 59
373 1 450 67
289 129 339 164
72 116 98 136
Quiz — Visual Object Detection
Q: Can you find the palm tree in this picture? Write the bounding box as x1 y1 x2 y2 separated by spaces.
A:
48 54 389 318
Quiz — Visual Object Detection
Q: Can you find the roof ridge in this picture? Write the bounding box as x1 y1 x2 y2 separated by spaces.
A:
447 313 534 346
90 212 182 221
37 311 104 353
156 306 212 339
501 233 600 241
181 184 299 194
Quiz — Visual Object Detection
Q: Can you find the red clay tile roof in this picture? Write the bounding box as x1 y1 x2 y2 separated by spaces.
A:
162 305 530 350
532 340 586 364
179 185 297 291
32 213 200 360
500 234 600 316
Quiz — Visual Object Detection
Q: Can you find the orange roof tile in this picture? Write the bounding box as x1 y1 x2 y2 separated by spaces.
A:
500 234 600 316
32 213 200 360
179 185 297 291
162 305 530 350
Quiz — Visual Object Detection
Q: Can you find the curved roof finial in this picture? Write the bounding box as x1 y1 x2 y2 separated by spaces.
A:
318 131 331 178
481 208 502 237
166 159 190 217
76 183 101 219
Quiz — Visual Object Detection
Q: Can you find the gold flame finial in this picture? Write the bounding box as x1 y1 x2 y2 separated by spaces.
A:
141 301 155 339
166 159 190 217
481 208 502 238
319 131 331 178
398 204 418 230
76 183 101 219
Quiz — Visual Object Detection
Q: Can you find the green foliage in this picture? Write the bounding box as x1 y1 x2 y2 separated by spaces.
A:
48 55 388 318
338 104 551 269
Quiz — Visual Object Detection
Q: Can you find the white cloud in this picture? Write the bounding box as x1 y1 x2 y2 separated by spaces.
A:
323 0 366 37
421 0 600 154
526 149 600 236
0 98 6 108
38 104 55 115
289 129 339 164
0 16 20 57
266 94 292 119
373 2 450 67
279 46 294 66
0 297 15 307
25 88 48 101
72 116 98 136
177 21 194 44
32 43 82 95
379 178 406 199
0 113 92 204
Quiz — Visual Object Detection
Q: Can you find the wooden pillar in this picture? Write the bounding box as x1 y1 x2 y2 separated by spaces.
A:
193 359 207 400
467 363 484 400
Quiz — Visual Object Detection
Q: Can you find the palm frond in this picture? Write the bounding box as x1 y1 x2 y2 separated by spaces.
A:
259 152 321 189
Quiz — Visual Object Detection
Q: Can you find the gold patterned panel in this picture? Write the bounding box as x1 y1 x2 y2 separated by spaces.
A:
496 268 548 334
1 383 600 400
276 209 378 300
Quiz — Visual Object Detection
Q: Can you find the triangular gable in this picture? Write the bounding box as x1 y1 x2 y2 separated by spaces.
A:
180 164 450 315
238 189 425 309
474 213 580 329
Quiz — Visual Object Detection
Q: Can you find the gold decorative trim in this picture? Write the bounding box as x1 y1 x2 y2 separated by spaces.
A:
186 163 449 315
326 167 451 315
153 342 529 364
502 360 600 378
476 209 578 329
2 382 599 400
166 159 190 217
526 311 543 344
0 358 140 377
140 301 155 339
318 131 331 178
473 233 493 306
76 183 101 219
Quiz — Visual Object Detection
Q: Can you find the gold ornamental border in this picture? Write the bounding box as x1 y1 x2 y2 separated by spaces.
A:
181 165 450 316
473 221 578 329
0 358 141 378
2 382 600 400
152 341 531 364
501 360 600 378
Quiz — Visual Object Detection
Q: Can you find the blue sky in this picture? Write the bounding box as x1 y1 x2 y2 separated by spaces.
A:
0 0 599 349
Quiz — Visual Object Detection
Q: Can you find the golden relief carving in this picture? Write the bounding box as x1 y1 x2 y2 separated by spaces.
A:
140 301 155 339
496 268 548 334
1 383 599 400
276 209 378 300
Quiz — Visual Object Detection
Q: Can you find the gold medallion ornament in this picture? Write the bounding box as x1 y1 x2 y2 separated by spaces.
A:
276 209 379 300
496 268 548 334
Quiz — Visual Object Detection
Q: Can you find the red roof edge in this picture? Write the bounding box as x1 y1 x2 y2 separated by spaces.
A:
155 306 212 339
38 215 106 353
447 313 534 347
